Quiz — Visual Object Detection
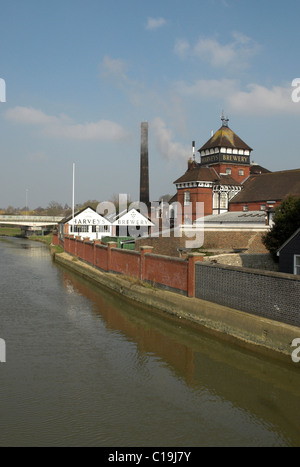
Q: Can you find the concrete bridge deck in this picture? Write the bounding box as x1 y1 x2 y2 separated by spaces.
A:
0 215 63 227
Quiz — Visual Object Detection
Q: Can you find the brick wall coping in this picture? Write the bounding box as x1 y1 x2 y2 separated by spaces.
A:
196 261 300 282
145 252 189 263
111 247 140 256
199 226 269 231
95 243 108 249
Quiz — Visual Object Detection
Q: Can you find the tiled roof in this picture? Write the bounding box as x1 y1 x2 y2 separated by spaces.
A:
250 163 271 175
174 166 241 186
203 211 266 224
174 167 218 184
277 227 300 253
60 205 96 224
199 126 252 152
230 169 300 203
168 194 177 204
219 174 242 186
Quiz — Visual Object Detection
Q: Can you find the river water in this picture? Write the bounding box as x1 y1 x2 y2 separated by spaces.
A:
0 237 300 447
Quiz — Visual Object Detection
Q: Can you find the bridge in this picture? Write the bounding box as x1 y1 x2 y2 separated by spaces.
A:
0 215 64 236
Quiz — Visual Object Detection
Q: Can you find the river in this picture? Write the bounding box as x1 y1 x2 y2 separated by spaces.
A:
0 237 300 447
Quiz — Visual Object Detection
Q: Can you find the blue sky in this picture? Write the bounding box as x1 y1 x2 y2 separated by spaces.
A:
1 0 300 209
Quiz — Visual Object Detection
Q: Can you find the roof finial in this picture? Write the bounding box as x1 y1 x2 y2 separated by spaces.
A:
220 111 229 127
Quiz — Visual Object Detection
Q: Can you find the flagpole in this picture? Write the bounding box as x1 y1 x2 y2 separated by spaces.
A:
72 163 75 233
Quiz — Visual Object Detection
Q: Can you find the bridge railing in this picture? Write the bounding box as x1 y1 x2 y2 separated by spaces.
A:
0 215 63 222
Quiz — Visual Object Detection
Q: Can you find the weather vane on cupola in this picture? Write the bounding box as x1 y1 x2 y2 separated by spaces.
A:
220 111 229 127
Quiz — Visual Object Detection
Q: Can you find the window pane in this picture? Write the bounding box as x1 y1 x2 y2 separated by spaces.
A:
184 191 191 205
295 256 300 275
220 193 228 210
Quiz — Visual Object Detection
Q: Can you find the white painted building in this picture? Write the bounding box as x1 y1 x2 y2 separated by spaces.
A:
111 208 154 237
58 206 154 242
59 206 112 241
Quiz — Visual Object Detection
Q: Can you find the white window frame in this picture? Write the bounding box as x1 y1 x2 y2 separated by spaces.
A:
184 191 191 206
294 255 300 275
220 192 228 210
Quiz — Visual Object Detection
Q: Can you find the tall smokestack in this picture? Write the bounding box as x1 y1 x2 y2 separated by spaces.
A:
140 122 150 206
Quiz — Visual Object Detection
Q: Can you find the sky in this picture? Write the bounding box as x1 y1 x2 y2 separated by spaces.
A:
1 0 300 209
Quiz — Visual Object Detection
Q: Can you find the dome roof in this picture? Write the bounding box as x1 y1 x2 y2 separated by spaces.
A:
199 125 252 152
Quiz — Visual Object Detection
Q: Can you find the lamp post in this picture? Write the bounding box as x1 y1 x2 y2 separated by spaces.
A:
26 189 29 216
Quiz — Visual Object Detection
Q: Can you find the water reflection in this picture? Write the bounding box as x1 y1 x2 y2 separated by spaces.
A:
59 266 300 447
0 236 50 256
1 237 300 447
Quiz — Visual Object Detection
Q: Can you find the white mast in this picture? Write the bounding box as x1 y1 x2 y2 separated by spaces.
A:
72 162 75 232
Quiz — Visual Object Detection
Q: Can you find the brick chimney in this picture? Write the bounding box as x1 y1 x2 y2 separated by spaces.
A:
140 122 150 207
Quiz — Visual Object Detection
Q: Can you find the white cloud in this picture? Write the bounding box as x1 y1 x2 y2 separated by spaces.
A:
176 78 238 100
230 83 299 115
100 55 145 107
176 78 300 116
194 38 237 68
152 117 189 161
175 32 259 69
46 119 128 141
100 55 129 80
6 106 62 126
174 39 190 59
146 17 166 30
5 106 128 141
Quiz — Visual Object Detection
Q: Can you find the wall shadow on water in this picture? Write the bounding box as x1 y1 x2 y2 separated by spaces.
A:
57 263 300 447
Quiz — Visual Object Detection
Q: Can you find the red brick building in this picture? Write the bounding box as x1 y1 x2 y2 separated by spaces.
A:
229 168 300 214
173 117 300 222
174 116 254 220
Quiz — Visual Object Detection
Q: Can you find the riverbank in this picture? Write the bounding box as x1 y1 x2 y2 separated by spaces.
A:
0 227 22 237
53 250 300 361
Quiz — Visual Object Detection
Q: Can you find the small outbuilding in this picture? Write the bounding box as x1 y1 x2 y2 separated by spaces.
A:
277 228 300 275
112 208 154 237
58 206 112 242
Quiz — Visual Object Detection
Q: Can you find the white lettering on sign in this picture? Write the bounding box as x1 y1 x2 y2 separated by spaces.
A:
74 218 107 225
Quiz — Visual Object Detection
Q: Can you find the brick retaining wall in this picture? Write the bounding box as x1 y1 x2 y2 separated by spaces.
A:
53 233 299 328
53 233 202 297
195 262 300 327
